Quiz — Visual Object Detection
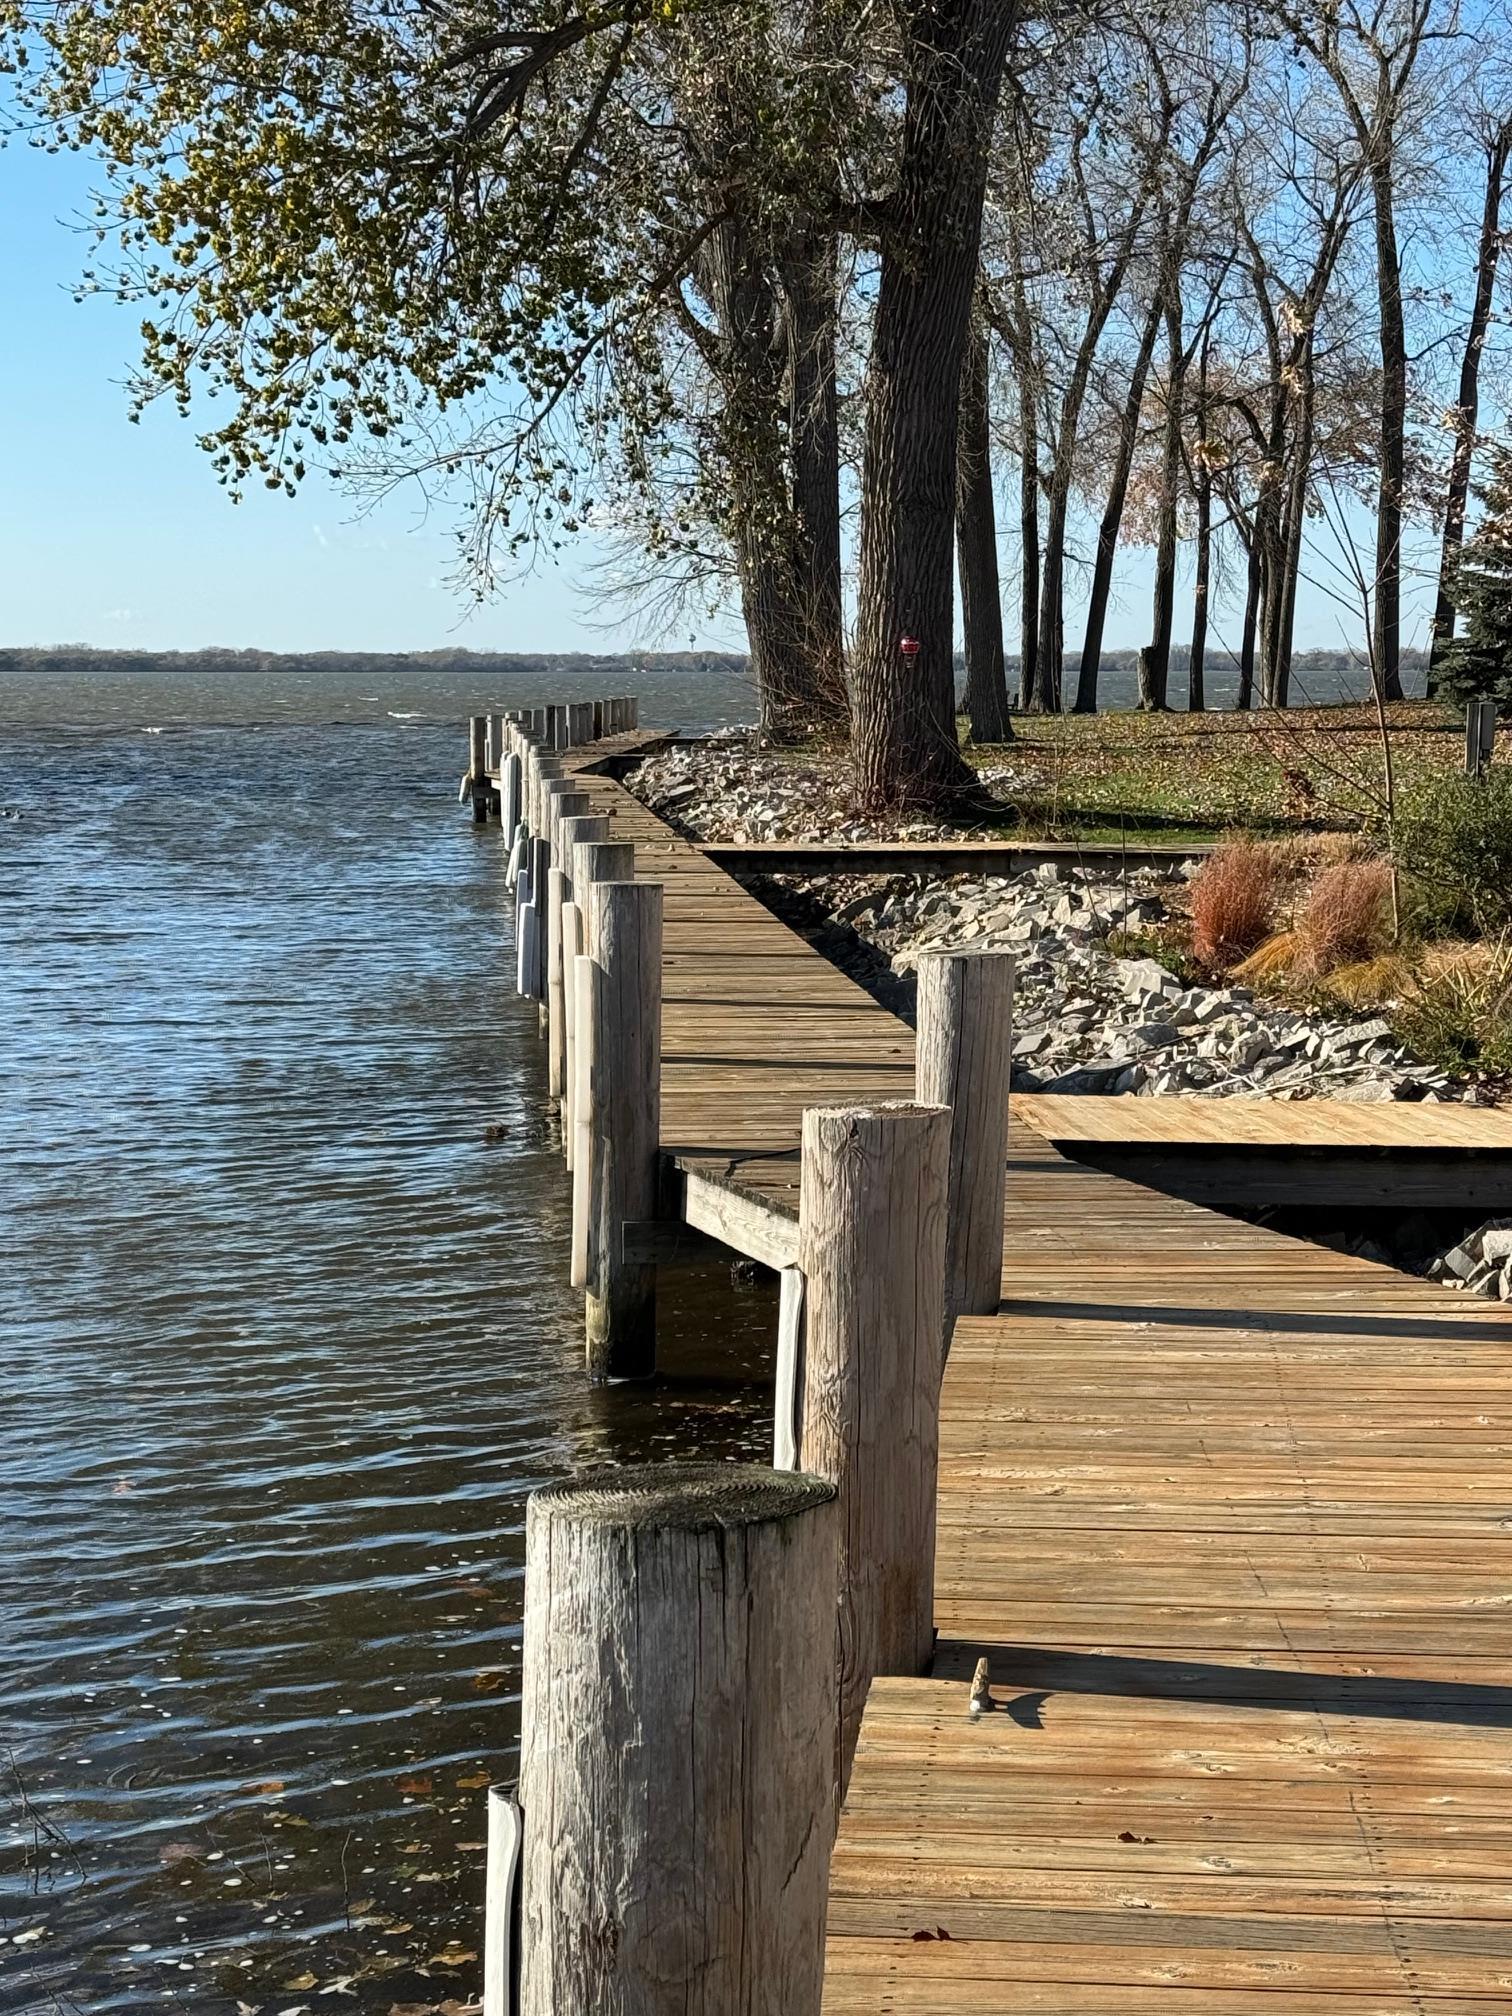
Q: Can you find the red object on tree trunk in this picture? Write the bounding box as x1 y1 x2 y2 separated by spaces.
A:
899 635 921 660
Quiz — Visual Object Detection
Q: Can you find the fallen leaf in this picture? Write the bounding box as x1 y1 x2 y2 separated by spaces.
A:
281 1976 318 1993
454 1771 490 1791
469 1670 508 1694
429 1947 476 1970
243 1779 286 1797
396 1775 433 1798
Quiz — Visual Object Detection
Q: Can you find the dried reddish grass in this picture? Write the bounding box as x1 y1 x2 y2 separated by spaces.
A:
1189 841 1278 970
1295 859 1394 975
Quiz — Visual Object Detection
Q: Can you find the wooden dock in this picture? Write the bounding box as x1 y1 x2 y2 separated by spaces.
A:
490 715 1512 2015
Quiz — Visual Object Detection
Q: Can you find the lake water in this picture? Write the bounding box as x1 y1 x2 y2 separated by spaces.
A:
0 662 773 2014
0 647 1412 2013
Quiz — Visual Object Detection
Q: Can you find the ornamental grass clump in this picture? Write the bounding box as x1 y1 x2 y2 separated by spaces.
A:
1189 841 1278 971
1295 859 1395 976
1391 938 1512 1079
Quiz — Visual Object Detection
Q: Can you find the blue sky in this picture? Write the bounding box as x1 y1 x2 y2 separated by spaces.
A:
2 139 1429 660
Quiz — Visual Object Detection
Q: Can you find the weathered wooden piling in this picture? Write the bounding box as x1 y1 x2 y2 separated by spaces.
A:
914 950 1014 1325
500 751 522 847
581 878 661 1378
518 1464 839 2016
569 840 637 1288
797 1101 950 1784
555 812 610 1141
468 714 489 823
567 699 595 748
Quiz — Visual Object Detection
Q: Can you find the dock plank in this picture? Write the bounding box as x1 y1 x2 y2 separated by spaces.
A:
557 755 1512 2015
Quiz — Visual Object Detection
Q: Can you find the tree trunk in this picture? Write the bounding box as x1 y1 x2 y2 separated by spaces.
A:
1005 262 1040 712
703 217 816 741
851 0 1018 812
1075 291 1163 713
956 305 1013 742
1017 387 1040 713
1188 339 1212 713
1369 153 1406 702
1430 125 1511 687
1234 526 1260 710
1189 467 1210 712
782 234 848 732
1139 293 1185 711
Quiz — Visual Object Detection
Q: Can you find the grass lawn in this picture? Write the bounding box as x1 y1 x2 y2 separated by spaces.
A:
963 700 1471 845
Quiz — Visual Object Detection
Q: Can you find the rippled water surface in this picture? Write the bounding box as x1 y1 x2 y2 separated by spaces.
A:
1 675 773 2013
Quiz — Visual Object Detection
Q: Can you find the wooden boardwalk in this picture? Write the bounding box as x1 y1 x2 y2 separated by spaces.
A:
562 754 1512 2015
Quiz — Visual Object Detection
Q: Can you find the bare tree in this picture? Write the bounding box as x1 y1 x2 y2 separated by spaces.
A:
1280 0 1451 702
1429 33 1512 678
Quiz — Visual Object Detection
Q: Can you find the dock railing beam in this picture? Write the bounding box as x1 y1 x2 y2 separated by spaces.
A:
517 1465 838 2016
797 1100 950 1787
581 877 662 1380
915 950 1014 1330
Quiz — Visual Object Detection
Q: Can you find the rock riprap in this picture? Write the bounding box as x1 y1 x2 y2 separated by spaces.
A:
769 861 1461 1104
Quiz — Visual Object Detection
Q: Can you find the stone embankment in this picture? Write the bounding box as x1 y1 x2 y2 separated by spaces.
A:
628 740 1509 1302
628 740 1463 1106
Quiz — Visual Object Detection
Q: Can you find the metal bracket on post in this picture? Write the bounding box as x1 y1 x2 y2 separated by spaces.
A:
484 1781 523 2016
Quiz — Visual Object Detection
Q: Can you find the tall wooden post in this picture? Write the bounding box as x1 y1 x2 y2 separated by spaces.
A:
541 786 589 1037
582 878 661 1379
519 1464 839 2016
556 812 610 1153
567 699 595 747
570 840 636 1289
500 752 523 849
797 1101 950 1785
469 715 488 823
526 837 550 999
915 951 1014 1326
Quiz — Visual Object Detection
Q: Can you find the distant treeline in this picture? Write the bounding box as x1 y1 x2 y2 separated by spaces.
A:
0 644 1427 690
0 646 749 681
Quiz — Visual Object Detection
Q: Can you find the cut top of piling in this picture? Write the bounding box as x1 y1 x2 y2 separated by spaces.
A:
528 1463 835 1533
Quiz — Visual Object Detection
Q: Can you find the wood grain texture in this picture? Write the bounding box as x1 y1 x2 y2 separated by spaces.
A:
519 1465 840 2016
530 745 1512 2015
583 879 662 1380
915 951 1014 1325
798 1103 951 1788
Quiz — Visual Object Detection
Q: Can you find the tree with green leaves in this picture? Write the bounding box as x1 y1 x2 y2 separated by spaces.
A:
1442 440 1512 710
3 0 1021 809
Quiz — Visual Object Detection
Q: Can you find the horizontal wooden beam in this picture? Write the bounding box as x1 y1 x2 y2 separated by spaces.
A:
681 1166 800 1271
